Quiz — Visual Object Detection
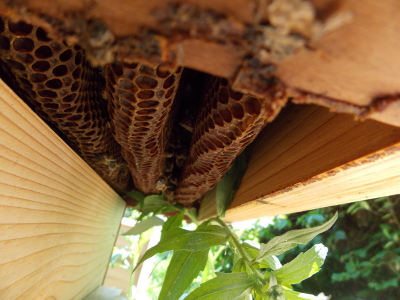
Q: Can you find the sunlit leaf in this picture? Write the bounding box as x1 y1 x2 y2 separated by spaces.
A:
216 152 247 217
185 272 254 300
122 216 164 236
242 243 282 270
133 225 230 272
257 213 337 261
274 244 328 284
158 249 208 300
283 289 321 300
161 211 184 238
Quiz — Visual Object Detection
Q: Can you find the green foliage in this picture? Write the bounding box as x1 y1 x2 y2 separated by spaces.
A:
216 152 247 217
211 196 399 300
129 205 337 300
159 249 208 299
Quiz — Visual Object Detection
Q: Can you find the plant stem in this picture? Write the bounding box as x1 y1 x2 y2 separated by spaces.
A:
212 217 260 275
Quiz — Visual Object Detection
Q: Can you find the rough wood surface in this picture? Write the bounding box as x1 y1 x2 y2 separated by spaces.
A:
199 104 400 221
2 0 399 120
0 79 126 300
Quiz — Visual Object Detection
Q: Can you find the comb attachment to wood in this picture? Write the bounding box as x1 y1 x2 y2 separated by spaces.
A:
105 61 182 194
0 17 131 193
174 76 287 205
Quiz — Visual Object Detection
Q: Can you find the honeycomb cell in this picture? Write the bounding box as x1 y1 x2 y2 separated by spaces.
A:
45 78 62 89
0 35 10 50
13 38 34 52
136 75 157 89
16 53 34 63
30 73 47 83
59 49 72 61
8 20 33 36
36 27 51 41
38 89 57 98
6 59 25 71
35 45 53 59
53 65 68 76
32 60 50 72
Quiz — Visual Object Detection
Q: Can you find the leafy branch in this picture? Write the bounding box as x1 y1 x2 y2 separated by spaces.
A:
125 192 337 300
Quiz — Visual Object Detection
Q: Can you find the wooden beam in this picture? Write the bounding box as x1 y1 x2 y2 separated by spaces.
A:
198 104 400 221
0 80 126 299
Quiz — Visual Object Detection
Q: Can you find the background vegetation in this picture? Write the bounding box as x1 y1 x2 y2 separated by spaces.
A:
114 195 400 299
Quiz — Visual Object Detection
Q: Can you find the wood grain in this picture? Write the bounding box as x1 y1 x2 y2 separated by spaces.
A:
0 80 126 300
199 104 400 221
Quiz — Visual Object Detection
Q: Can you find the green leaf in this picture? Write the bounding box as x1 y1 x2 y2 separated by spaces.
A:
283 289 321 300
184 272 254 300
161 211 184 238
233 258 245 273
122 216 164 236
133 225 230 272
158 249 208 300
216 152 247 217
126 190 145 208
274 244 328 284
242 243 282 270
257 212 337 261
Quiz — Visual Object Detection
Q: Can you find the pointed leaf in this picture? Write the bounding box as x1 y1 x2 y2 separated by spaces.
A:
242 243 282 270
159 249 208 300
133 225 230 272
161 211 184 238
233 258 245 273
257 212 337 260
283 290 321 300
216 153 247 217
185 272 255 300
122 216 164 236
274 244 328 284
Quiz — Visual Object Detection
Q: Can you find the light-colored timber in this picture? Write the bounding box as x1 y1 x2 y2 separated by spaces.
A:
198 104 400 221
82 286 122 300
0 79 126 300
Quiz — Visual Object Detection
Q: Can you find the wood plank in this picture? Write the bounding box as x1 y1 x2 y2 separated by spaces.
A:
199 104 400 221
0 79 126 300
82 286 122 300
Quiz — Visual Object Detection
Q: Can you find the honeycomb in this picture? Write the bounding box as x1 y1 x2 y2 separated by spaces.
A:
105 61 182 194
0 17 131 193
174 76 287 205
0 15 288 206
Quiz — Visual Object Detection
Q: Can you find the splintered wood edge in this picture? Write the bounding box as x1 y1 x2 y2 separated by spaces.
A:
0 79 126 300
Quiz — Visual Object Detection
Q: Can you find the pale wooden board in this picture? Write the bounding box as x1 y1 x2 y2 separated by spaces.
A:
0 80 126 300
103 221 134 297
198 104 400 221
82 286 122 300
223 142 400 222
